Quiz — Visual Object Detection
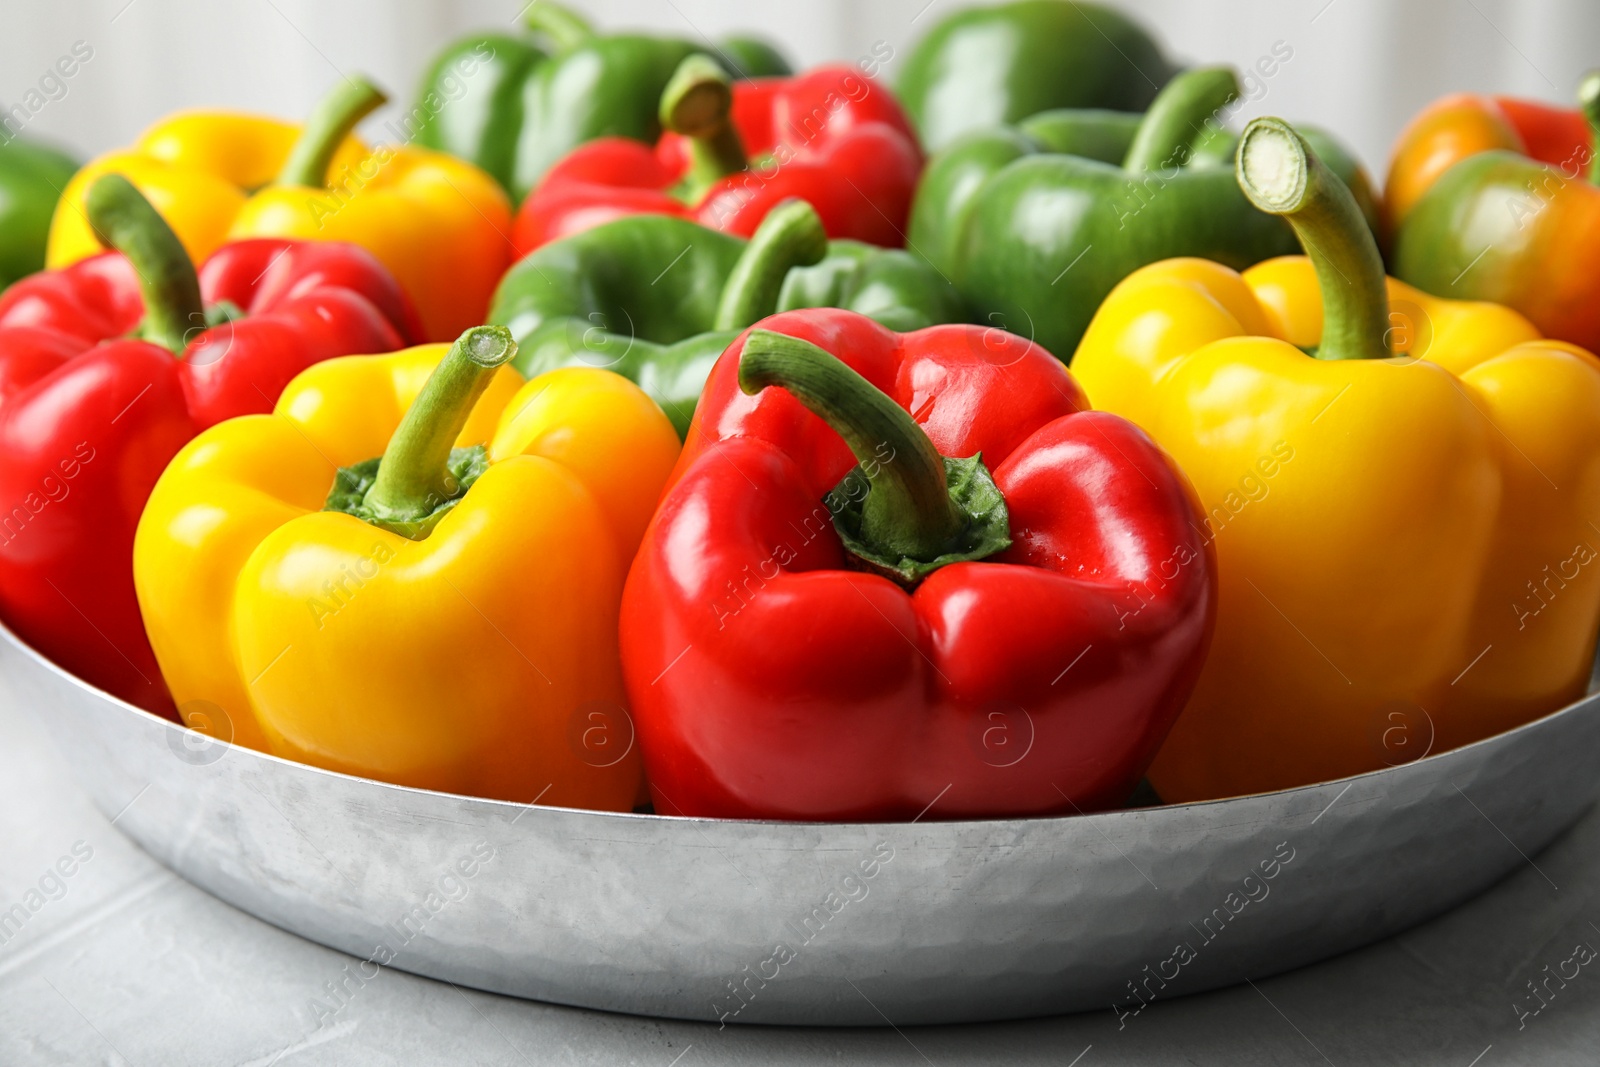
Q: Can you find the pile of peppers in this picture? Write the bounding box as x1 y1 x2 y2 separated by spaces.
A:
0 0 1596 825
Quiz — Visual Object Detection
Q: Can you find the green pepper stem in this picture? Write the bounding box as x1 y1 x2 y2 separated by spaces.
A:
522 1 594 50
1237 117 1390 362
363 326 516 526
739 330 962 561
1122 66 1240 175
661 54 748 200
1579 70 1600 186
85 174 206 355
276 76 387 189
713 200 829 330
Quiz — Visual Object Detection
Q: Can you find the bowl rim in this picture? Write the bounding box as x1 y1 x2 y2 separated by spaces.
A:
8 614 1588 830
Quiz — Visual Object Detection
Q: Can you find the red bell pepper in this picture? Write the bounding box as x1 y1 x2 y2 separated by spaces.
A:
620 310 1216 821
510 58 922 257
0 175 419 716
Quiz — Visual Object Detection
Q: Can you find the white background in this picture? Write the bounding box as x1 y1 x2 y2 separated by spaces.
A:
2 0 1596 178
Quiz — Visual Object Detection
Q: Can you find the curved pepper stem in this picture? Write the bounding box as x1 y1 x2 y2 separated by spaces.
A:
86 174 207 355
356 326 516 539
276 76 388 189
1237 117 1391 362
713 199 829 330
1580 70 1600 186
1122 66 1240 175
738 330 1011 586
522 1 594 51
661 54 749 201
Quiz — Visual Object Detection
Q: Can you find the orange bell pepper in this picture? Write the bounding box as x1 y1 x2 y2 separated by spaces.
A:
1384 74 1600 352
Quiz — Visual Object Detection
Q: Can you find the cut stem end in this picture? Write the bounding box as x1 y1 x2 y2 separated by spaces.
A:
1236 116 1391 363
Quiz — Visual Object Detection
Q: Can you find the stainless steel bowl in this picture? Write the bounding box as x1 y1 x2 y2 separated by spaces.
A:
6 619 1595 1027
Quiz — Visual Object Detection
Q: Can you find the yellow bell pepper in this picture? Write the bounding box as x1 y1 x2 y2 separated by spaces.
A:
1072 118 1600 802
48 77 511 345
133 326 680 808
48 113 363 268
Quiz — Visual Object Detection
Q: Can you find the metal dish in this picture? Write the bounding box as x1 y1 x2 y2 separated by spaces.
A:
5 619 1595 1027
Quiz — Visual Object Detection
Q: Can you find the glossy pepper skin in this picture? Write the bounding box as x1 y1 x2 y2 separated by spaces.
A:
897 0 1175 153
0 177 419 717
47 106 369 268
490 201 963 435
511 57 922 256
621 309 1215 821
409 0 788 203
48 76 511 343
1072 118 1600 802
1387 75 1600 352
135 327 679 807
0 137 78 289
909 67 1380 361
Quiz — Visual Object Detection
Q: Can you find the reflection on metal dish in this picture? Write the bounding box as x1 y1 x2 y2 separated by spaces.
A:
4 620 1594 1027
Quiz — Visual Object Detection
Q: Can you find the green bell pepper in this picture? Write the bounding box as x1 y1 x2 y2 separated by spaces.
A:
897 0 1177 153
488 200 965 435
908 66 1380 361
408 1 789 203
0 137 77 288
